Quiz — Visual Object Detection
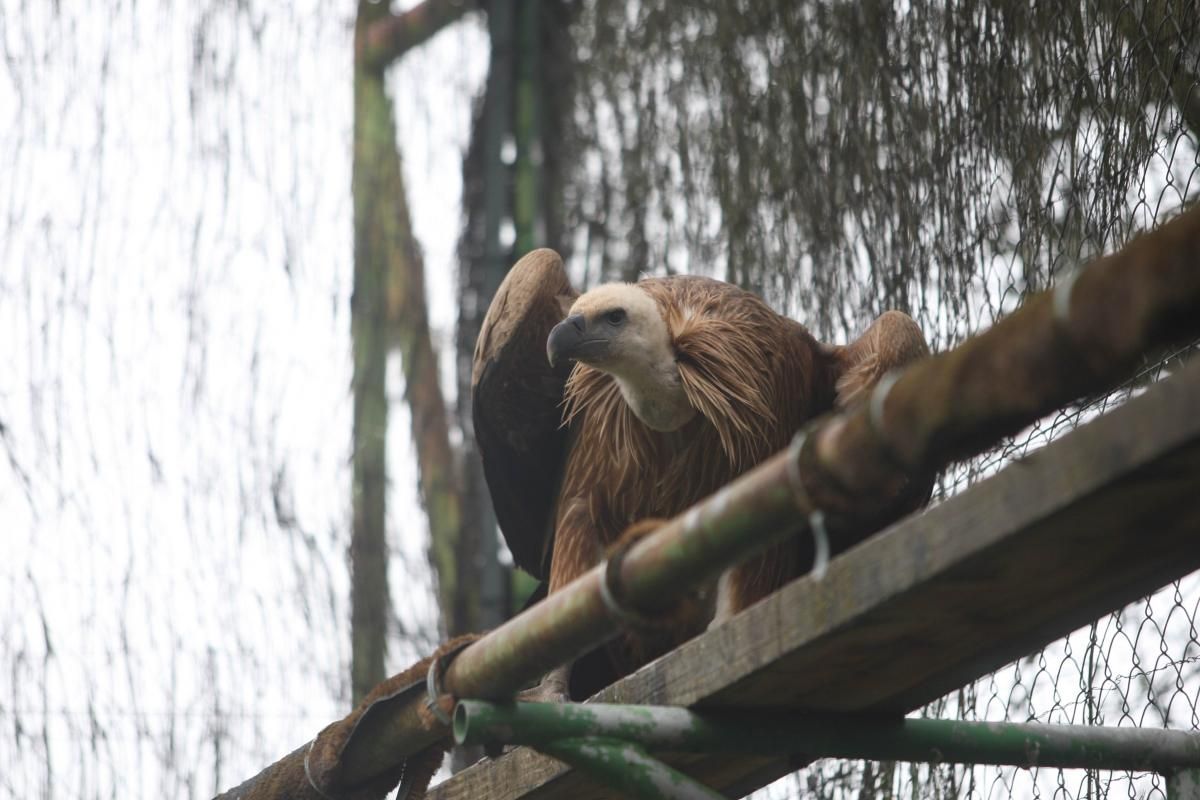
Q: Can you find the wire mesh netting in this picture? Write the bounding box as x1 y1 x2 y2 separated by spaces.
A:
553 1 1199 798
3 0 1198 798
0 2 485 796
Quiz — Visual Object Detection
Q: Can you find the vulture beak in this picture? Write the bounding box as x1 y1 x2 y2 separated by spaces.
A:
547 313 612 368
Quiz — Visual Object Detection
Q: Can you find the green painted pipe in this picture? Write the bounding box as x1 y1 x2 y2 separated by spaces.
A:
540 737 726 800
456 701 1200 774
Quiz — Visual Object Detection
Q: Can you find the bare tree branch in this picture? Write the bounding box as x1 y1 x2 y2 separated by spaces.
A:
361 0 477 72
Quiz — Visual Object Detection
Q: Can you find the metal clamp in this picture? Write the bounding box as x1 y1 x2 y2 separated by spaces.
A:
865 368 918 473
426 640 474 726
808 509 831 581
785 429 814 511
599 540 662 630
303 738 336 800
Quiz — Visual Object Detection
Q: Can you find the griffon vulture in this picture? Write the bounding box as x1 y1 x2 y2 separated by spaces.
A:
472 249 931 699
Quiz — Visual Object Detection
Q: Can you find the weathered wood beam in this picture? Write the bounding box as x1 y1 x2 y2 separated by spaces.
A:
428 358 1200 800
354 0 471 651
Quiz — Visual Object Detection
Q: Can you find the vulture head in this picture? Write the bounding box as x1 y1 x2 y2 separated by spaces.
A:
547 283 698 432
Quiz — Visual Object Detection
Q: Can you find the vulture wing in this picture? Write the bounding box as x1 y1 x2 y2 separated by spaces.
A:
826 309 935 511
828 310 930 409
471 249 578 580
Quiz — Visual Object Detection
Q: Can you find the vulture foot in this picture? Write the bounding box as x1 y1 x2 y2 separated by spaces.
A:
517 664 572 704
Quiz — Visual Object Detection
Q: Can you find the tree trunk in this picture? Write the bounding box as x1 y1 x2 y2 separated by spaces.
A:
350 0 472 705
350 0 392 704
455 0 577 636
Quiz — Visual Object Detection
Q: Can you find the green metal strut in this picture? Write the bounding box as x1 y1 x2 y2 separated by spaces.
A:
454 700 1200 797
539 738 725 800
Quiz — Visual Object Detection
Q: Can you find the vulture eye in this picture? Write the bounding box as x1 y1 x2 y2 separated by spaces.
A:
604 309 627 326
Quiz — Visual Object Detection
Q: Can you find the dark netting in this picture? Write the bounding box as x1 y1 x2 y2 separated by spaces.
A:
557 1 1200 798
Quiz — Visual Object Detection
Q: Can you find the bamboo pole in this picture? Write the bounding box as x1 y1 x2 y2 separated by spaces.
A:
811 203 1200 507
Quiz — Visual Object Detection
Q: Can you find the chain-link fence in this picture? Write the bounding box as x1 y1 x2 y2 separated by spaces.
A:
557 1 1199 798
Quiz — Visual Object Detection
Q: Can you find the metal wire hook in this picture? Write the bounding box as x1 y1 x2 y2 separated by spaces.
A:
304 738 337 800
425 640 473 726
786 429 831 581
1053 267 1083 326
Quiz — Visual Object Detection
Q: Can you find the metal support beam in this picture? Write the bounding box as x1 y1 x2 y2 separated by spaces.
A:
455 701 1200 774
539 738 725 800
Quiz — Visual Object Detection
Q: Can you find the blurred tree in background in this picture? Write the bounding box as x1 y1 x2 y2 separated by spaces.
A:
349 0 473 706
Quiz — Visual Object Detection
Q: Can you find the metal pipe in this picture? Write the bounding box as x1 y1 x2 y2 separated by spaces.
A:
539 738 726 800
456 701 1200 774
446 447 805 697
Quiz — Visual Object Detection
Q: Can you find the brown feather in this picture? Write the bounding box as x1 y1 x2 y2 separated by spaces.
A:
828 310 931 408
472 249 578 579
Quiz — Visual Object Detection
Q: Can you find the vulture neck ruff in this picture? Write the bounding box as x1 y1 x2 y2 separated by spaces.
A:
611 365 696 433
563 275 791 472
568 284 697 433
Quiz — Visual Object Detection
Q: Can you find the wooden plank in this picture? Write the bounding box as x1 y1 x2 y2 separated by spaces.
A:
429 360 1200 800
